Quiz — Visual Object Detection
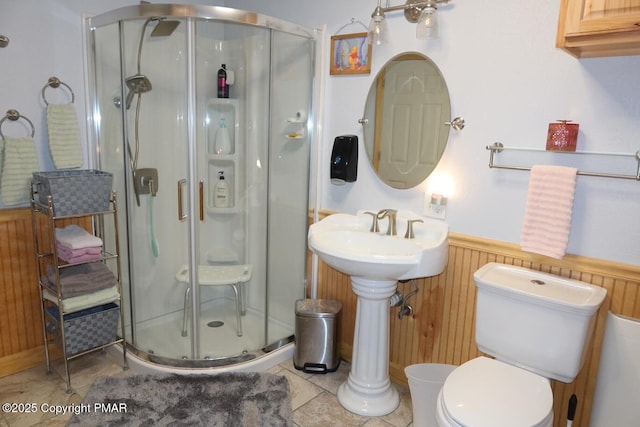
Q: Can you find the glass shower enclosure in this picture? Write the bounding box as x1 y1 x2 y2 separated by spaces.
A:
86 4 316 366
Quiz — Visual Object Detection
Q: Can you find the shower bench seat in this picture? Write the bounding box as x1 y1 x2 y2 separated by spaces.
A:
176 264 252 338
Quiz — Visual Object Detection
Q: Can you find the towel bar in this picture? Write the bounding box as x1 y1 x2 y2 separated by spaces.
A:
0 109 35 139
486 142 640 181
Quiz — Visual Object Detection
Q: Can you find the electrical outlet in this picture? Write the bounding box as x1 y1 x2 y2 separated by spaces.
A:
424 192 447 219
427 203 446 219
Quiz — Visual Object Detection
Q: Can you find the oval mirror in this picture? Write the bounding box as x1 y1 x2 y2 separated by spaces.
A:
362 52 451 189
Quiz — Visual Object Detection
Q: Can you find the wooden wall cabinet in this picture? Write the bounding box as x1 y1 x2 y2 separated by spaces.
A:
557 0 640 58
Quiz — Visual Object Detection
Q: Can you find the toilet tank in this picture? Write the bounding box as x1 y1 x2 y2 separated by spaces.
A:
473 262 607 383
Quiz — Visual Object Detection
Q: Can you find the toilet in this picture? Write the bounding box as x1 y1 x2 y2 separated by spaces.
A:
433 262 607 427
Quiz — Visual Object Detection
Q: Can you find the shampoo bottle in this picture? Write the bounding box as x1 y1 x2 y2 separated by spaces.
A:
214 116 231 155
217 64 229 98
214 171 230 208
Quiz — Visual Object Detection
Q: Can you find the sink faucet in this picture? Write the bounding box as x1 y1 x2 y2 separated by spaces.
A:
404 219 423 239
364 212 380 232
377 209 397 235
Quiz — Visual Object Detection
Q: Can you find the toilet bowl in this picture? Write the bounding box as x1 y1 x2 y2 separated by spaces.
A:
435 357 553 427
407 263 606 427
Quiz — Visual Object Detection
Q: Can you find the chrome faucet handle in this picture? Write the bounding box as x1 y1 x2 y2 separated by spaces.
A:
377 209 398 236
364 211 380 232
404 219 423 239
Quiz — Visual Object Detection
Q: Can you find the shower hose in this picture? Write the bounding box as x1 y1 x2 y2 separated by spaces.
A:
149 192 159 257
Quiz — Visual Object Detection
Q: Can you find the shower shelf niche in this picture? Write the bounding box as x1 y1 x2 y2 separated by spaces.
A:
207 99 237 155
207 159 237 213
207 98 240 214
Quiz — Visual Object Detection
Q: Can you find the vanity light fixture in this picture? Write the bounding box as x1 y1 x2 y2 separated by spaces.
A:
368 0 452 44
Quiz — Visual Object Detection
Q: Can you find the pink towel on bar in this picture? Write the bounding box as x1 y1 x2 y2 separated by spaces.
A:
520 165 578 259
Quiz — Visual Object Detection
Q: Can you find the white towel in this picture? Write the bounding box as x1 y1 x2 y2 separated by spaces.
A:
520 165 578 259
55 224 103 250
0 136 39 205
46 103 83 169
42 285 120 314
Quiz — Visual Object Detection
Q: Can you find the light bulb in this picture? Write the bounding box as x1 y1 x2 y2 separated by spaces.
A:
416 6 439 40
368 7 388 46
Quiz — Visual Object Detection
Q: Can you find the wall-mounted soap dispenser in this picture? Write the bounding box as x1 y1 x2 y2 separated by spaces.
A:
330 135 358 185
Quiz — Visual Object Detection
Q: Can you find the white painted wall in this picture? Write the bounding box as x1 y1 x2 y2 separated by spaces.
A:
234 0 640 266
2 0 640 265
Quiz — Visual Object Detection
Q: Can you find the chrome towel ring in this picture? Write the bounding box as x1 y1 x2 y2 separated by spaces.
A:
41 76 75 105
0 109 35 139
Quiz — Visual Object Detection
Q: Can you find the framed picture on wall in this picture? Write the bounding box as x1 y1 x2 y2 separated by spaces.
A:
330 32 372 75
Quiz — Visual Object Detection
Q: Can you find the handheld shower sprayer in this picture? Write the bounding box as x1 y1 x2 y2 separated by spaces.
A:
125 74 152 110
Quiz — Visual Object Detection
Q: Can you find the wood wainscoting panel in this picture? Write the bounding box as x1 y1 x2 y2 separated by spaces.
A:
310 211 640 427
0 207 92 377
0 208 40 364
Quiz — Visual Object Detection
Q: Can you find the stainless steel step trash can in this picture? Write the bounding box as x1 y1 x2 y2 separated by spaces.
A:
294 299 342 373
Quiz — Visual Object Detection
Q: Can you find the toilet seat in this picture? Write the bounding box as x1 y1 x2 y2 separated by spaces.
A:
438 357 553 427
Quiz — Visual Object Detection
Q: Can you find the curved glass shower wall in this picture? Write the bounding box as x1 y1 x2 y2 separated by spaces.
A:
86 5 315 366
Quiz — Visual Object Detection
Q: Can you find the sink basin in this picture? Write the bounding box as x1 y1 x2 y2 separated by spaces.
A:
307 210 448 416
308 210 448 281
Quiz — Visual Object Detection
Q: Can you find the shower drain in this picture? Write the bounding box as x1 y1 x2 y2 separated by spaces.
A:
207 320 224 328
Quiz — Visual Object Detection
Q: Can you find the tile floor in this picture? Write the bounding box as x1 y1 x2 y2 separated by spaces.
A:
0 352 413 427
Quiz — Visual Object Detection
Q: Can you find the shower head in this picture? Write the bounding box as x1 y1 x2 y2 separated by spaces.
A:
125 74 152 109
150 19 180 37
132 17 179 75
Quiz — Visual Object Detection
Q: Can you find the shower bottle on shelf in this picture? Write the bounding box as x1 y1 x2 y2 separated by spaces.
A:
213 171 230 208
213 116 231 155
217 64 229 98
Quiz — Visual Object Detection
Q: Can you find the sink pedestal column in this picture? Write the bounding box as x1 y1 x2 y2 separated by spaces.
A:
337 277 399 416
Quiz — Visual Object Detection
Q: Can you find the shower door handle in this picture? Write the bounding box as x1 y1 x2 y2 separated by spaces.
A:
177 179 187 221
199 180 204 222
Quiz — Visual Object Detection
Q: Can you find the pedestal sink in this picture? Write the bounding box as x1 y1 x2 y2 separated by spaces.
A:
308 210 448 416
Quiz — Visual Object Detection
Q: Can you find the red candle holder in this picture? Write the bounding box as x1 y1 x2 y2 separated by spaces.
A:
546 120 578 152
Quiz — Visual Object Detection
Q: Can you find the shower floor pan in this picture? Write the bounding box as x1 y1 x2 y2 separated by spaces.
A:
133 303 292 363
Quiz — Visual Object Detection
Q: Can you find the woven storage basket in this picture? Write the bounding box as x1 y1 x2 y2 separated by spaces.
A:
46 302 119 356
32 170 113 216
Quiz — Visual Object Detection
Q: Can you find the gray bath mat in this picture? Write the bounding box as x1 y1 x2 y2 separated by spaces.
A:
67 372 292 426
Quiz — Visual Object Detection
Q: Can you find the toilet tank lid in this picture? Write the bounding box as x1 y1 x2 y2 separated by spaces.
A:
474 263 607 315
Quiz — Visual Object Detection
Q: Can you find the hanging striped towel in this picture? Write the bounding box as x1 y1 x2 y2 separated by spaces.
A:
0 136 39 205
46 103 83 169
520 165 578 259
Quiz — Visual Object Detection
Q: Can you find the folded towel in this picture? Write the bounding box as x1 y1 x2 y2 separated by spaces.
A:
520 165 578 259
0 136 39 205
56 243 103 263
56 244 102 257
46 103 83 169
44 262 116 298
56 248 103 264
55 224 103 250
42 285 119 314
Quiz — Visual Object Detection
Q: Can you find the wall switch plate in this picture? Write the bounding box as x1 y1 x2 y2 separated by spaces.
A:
424 192 447 219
